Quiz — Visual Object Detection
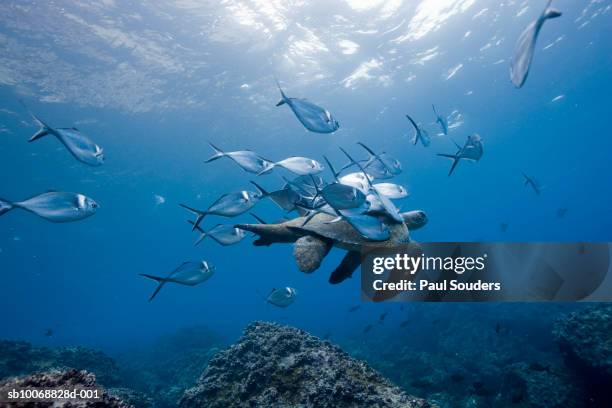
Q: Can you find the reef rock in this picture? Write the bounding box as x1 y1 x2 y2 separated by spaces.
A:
499 362 584 408
118 325 224 408
553 304 612 406
0 368 131 407
179 321 432 408
553 304 612 379
0 340 120 386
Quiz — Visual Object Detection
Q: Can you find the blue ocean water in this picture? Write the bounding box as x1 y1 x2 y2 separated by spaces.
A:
0 0 610 359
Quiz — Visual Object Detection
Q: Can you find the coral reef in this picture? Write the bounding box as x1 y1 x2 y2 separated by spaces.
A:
179 321 433 408
0 368 131 407
0 340 121 387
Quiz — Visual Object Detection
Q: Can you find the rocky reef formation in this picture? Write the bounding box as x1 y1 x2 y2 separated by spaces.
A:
0 340 121 386
499 362 584 408
340 303 594 408
179 321 432 408
118 325 224 408
554 303 612 406
0 368 131 407
553 304 612 379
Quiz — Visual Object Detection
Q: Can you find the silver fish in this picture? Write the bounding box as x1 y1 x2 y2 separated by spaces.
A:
0 191 98 222
358 143 402 177
338 172 372 193
27 112 104 166
339 211 391 241
189 222 246 246
319 182 368 211
205 142 273 174
437 134 484 176
373 183 409 199
180 189 261 231
250 181 301 212
275 79 339 134
283 175 325 198
260 157 324 176
405 115 430 147
340 147 403 223
510 0 562 88
140 261 214 301
362 160 394 180
266 287 298 307
432 104 448 135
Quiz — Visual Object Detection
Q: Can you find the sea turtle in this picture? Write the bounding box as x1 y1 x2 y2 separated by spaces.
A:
236 210 427 284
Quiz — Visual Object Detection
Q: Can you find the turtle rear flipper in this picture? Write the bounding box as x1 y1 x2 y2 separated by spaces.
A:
293 236 332 273
329 251 361 284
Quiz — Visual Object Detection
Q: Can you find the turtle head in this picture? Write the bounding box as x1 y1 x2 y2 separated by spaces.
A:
401 210 428 231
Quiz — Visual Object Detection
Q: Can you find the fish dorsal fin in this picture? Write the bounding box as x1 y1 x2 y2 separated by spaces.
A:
323 156 339 181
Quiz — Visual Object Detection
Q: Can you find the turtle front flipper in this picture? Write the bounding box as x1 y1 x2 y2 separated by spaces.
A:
293 236 332 273
235 223 301 246
329 251 361 284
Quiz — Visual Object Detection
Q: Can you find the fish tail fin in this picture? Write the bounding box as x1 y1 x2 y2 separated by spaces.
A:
187 219 205 233
308 174 323 204
250 181 270 198
322 156 339 181
205 142 226 163
257 163 275 176
405 114 418 130
139 274 167 302
274 76 288 106
194 231 207 246
437 154 460 176
179 203 206 231
448 158 460 176
28 113 52 142
521 172 530 185
186 220 208 246
0 198 14 216
543 2 562 20
18 99 52 142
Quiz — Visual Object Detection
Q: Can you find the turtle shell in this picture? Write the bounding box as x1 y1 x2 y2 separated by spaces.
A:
290 213 409 251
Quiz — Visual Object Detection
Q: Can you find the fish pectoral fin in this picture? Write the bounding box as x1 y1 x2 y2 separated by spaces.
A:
329 251 362 284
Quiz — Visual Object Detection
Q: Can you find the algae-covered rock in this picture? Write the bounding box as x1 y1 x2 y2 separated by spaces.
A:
179 321 433 408
0 340 121 386
553 304 612 380
0 368 131 407
500 362 584 408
